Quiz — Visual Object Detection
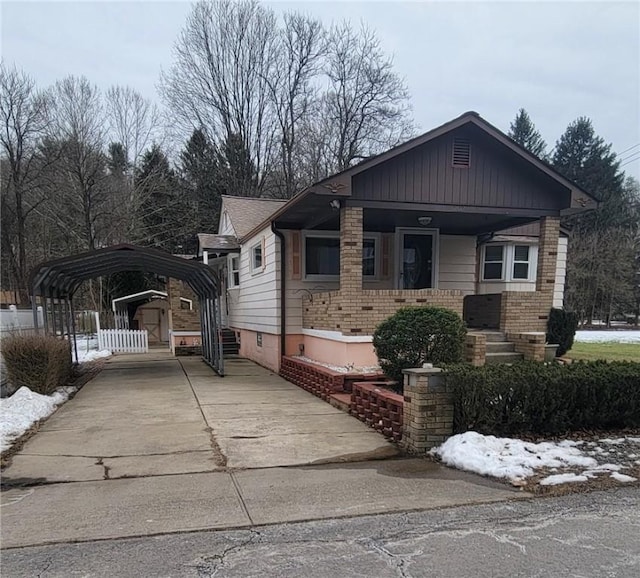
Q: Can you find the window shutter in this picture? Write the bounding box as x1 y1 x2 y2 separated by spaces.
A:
261 238 266 270
291 231 301 280
381 235 391 278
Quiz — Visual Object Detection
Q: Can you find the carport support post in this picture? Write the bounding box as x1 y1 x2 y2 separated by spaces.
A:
401 367 453 454
70 297 79 364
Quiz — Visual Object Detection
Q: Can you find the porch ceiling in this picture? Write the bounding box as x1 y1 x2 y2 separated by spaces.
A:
273 192 544 235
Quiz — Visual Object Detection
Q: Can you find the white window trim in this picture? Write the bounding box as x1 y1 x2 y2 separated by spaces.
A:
250 240 264 275
481 242 538 283
302 230 381 282
394 227 440 289
228 253 240 287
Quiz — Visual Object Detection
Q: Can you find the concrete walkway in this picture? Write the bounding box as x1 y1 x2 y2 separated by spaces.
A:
1 353 526 549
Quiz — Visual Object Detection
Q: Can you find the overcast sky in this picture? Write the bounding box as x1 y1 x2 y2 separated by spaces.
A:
2 0 639 179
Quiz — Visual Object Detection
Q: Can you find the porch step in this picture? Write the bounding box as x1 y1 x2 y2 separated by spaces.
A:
486 341 515 353
477 331 508 343
329 393 351 413
485 352 524 364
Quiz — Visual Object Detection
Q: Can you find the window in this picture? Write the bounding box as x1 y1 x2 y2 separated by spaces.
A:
482 243 537 282
483 245 504 280
251 242 263 273
512 245 530 280
228 255 240 287
303 233 378 279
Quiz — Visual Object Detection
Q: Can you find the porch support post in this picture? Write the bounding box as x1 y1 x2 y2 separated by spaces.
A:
536 216 560 298
339 205 363 334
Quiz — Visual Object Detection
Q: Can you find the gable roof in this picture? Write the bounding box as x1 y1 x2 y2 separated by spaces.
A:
221 196 287 239
312 111 598 204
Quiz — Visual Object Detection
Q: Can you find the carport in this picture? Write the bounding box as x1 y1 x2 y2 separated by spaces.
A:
29 244 225 375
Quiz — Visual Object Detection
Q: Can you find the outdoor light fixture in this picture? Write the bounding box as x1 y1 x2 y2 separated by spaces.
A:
417 216 432 226
329 199 341 210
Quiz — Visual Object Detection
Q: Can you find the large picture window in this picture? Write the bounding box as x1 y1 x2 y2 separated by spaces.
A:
303 233 379 280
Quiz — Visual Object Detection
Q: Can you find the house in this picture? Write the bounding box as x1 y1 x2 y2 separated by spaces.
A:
199 112 597 372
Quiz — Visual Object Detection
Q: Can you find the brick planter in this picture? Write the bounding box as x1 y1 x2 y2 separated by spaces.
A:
351 382 403 442
279 356 385 401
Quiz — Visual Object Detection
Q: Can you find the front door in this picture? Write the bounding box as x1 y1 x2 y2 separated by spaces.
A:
397 230 436 289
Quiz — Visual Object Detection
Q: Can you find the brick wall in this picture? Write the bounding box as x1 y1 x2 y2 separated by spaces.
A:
500 291 551 333
351 382 403 442
303 289 464 334
464 333 487 366
168 278 201 331
507 331 546 361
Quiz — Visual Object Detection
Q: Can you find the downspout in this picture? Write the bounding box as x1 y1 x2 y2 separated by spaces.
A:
271 222 286 360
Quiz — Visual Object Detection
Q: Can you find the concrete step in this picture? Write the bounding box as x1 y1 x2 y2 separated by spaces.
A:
485 352 525 364
486 341 516 353
473 331 507 342
329 393 351 413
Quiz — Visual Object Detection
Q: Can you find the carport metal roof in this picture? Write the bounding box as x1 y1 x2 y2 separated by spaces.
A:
31 244 218 299
30 244 224 375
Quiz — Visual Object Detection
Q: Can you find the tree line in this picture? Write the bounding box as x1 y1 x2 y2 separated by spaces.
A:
1 0 638 324
508 109 640 326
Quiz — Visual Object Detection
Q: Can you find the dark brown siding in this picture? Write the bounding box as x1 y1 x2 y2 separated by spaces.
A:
352 125 569 211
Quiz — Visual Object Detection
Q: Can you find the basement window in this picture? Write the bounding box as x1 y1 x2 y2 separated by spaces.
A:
452 138 471 168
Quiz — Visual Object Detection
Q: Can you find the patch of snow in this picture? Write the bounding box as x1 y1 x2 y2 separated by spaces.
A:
574 330 640 343
430 431 597 482
295 356 380 375
75 349 112 363
540 473 589 486
610 472 637 483
582 464 623 478
600 438 626 445
0 386 72 452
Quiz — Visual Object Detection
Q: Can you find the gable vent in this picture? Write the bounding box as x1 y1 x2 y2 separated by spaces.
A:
452 138 471 168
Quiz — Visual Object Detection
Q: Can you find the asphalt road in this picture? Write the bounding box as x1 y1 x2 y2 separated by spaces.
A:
2 488 639 577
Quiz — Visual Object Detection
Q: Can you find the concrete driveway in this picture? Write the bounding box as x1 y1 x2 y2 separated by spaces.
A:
3 352 397 483
1 353 524 549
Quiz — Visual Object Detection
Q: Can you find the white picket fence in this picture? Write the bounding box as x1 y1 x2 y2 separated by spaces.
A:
98 329 148 353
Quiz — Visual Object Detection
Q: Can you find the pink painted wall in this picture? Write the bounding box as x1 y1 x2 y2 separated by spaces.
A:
300 335 378 368
238 329 280 372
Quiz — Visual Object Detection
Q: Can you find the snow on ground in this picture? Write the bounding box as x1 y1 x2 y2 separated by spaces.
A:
296 356 380 375
574 330 640 343
0 386 73 452
71 335 111 363
431 431 640 486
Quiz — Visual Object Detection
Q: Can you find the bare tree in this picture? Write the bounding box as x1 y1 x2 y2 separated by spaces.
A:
266 13 325 198
321 22 414 172
105 86 162 169
43 76 110 251
0 63 52 302
160 0 279 196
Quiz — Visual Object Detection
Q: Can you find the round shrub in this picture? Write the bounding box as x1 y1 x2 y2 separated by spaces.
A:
373 306 467 384
546 308 578 357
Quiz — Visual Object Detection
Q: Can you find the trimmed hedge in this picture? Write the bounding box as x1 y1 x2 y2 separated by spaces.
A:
446 361 640 436
373 306 466 384
547 308 578 357
2 334 72 395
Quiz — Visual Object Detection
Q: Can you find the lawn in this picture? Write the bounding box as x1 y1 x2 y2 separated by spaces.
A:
567 342 640 362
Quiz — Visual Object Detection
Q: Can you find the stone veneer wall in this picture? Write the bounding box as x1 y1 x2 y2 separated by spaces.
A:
302 289 464 335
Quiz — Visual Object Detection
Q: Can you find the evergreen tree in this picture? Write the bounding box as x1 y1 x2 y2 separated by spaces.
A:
216 133 259 197
136 145 195 253
553 117 636 325
508 108 547 158
180 129 221 232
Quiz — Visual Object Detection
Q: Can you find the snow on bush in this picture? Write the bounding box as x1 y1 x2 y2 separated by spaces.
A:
0 386 72 452
574 330 640 344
